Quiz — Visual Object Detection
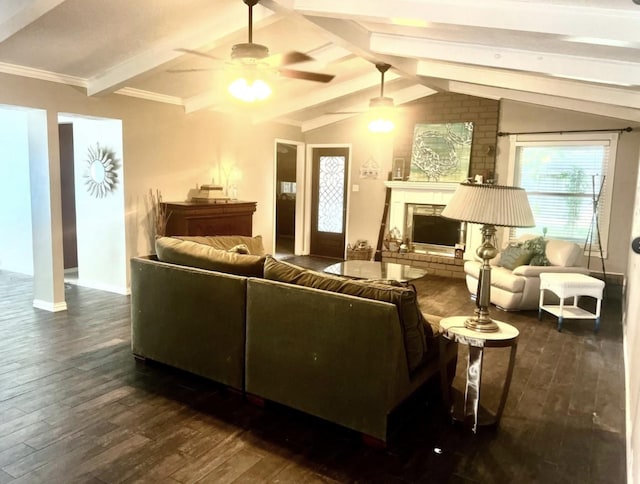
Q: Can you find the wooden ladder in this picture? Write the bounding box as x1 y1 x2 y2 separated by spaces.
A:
374 172 392 262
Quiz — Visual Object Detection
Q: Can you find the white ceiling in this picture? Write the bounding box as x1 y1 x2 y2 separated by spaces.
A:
1 0 639 130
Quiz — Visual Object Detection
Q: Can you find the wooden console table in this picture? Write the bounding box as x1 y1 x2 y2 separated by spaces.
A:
162 201 257 236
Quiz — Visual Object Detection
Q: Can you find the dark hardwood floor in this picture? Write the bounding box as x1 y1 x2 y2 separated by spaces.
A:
0 262 625 483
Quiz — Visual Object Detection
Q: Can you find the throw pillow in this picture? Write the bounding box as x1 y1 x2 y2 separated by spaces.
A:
174 235 265 256
155 237 266 277
523 236 550 266
499 244 533 270
227 243 250 254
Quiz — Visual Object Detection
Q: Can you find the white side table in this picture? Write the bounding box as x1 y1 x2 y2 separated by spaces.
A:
538 273 605 332
439 316 519 433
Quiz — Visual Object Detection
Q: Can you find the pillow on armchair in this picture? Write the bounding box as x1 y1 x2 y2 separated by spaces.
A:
499 244 534 270
522 236 550 266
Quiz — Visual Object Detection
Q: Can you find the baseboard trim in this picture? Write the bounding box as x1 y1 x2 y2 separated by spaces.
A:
75 278 130 296
33 299 67 312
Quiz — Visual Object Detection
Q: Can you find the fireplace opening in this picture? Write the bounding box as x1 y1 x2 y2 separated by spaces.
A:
405 203 464 256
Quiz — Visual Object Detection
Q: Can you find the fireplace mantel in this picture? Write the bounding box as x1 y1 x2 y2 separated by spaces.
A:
383 181 459 192
383 181 459 235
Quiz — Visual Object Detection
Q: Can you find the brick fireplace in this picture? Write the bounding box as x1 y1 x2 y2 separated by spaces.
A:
382 181 482 279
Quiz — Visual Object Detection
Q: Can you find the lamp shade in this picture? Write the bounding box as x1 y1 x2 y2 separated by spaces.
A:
367 96 395 133
441 183 535 227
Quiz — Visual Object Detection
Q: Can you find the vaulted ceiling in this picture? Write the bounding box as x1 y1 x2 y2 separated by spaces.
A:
1 0 639 131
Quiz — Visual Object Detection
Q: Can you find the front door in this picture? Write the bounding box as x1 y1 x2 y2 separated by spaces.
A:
310 147 349 258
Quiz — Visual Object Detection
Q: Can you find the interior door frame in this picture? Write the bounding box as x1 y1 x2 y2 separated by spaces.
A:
304 143 352 258
273 139 305 255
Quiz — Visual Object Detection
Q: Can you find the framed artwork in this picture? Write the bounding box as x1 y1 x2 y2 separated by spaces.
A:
360 156 380 179
409 122 474 182
392 157 405 180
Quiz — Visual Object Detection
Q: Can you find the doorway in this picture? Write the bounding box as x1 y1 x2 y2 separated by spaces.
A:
59 123 78 273
310 146 349 259
275 142 298 256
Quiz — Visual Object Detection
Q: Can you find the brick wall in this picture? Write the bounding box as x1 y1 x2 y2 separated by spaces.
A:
384 93 500 278
382 251 466 279
393 93 500 180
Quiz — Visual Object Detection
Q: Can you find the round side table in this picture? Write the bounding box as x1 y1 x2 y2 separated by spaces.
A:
439 316 519 433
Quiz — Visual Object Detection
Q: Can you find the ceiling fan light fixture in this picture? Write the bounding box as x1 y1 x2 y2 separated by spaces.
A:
368 117 395 133
367 96 395 133
228 77 271 102
231 42 269 62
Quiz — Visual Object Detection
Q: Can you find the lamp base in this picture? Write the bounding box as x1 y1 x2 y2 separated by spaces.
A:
464 316 499 333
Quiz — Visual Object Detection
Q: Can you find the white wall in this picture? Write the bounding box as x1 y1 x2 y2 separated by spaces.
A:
68 116 127 294
625 155 640 484
0 107 32 274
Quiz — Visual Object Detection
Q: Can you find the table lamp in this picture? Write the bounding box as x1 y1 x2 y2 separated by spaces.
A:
442 182 535 332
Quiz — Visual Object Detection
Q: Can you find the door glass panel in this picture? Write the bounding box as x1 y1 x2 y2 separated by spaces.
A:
317 155 345 233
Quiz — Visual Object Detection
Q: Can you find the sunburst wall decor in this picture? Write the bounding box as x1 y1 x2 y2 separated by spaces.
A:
84 143 119 198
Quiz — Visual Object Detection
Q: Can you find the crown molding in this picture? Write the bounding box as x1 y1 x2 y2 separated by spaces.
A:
0 62 184 106
0 61 85 87
114 87 183 106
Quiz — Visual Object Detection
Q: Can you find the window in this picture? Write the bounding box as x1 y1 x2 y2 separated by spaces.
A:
317 155 346 233
508 133 618 257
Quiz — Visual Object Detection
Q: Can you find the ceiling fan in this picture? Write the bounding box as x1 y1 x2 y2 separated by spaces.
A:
327 63 396 132
172 0 335 89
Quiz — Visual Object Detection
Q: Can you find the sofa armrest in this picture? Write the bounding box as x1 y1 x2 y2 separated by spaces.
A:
512 264 590 277
130 256 247 390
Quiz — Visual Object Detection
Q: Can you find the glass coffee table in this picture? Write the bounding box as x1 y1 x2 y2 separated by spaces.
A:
323 260 427 282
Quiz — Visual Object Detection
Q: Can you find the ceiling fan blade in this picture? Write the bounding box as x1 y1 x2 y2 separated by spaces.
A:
278 68 335 83
167 68 216 73
265 51 313 67
176 48 222 61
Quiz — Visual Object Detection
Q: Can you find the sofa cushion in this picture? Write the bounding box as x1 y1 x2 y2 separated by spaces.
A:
155 237 265 277
499 244 533 270
264 257 429 372
465 261 526 293
174 235 265 255
490 266 526 293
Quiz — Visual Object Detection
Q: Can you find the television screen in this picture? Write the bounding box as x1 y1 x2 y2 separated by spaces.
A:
412 214 460 247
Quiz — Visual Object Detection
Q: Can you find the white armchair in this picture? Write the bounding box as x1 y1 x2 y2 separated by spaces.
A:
464 235 589 311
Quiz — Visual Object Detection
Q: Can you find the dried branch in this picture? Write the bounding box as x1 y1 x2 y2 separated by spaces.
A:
148 189 170 238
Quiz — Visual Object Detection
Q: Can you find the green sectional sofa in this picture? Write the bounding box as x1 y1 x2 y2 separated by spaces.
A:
130 236 457 443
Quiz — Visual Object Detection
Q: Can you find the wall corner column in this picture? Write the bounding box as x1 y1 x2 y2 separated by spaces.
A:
29 109 66 312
